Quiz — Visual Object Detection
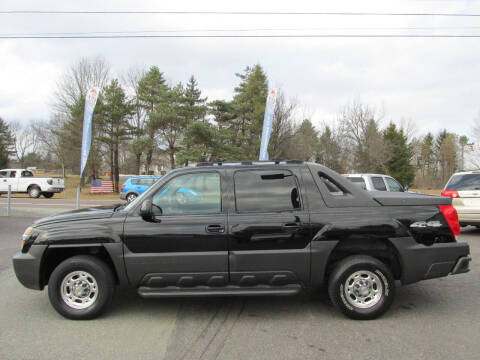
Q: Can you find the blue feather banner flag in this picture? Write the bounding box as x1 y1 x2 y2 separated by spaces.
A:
259 89 277 161
80 87 100 176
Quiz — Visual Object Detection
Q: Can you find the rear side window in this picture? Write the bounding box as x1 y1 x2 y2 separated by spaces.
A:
347 177 367 190
371 177 387 191
234 170 301 212
131 179 140 185
21 171 34 177
446 174 480 190
141 178 156 186
318 173 346 196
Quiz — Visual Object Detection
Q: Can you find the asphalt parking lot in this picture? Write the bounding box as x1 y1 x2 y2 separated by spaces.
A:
0 216 479 360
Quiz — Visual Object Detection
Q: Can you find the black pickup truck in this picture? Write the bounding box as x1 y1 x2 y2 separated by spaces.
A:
13 161 471 320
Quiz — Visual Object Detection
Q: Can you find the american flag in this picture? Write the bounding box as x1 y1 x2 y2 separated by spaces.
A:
90 180 114 194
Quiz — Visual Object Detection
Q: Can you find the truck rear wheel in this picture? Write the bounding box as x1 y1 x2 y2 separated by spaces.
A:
328 255 395 320
48 255 115 320
28 186 41 198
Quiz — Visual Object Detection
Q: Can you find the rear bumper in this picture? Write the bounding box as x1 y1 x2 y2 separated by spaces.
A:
44 187 64 193
389 237 471 285
12 245 47 290
119 192 127 200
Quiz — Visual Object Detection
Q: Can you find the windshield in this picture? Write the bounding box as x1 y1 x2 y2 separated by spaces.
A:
445 174 480 191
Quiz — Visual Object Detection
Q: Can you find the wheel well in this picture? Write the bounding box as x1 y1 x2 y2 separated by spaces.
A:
27 184 40 191
40 246 119 288
126 191 138 197
326 239 402 280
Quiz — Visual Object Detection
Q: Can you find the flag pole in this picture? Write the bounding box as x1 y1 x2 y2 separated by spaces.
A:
77 87 100 209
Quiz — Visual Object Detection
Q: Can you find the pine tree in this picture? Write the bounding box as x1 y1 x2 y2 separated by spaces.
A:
97 79 133 192
383 123 415 186
232 64 269 159
0 117 14 168
137 66 168 173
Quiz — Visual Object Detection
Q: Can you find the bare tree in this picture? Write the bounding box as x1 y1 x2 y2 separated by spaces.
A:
9 121 38 168
32 118 67 176
338 100 385 172
121 65 148 174
52 56 111 116
269 90 298 159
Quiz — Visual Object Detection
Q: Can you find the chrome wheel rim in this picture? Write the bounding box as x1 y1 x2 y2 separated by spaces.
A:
30 188 39 197
60 271 98 310
344 270 383 309
127 194 136 202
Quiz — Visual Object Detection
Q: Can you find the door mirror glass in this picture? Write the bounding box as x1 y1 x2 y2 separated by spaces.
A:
140 199 153 220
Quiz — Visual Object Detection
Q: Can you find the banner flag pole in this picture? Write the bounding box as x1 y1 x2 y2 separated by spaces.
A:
77 87 100 209
259 89 277 161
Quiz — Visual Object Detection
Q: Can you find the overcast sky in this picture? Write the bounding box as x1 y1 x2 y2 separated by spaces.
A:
1 0 479 139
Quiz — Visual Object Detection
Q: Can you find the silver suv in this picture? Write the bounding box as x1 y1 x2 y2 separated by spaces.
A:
442 171 480 227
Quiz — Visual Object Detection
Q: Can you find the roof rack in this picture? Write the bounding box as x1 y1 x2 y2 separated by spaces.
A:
195 160 304 167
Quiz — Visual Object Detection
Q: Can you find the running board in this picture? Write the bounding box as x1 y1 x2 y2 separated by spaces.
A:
137 284 302 298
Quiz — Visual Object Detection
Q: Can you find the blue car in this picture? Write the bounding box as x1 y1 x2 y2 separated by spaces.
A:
120 176 161 203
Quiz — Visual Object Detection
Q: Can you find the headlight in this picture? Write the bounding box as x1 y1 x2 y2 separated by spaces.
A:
47 179 53 185
22 226 34 241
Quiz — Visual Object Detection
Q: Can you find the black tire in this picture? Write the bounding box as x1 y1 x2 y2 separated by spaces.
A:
328 255 395 320
28 185 41 198
126 192 137 203
43 192 54 198
48 255 115 320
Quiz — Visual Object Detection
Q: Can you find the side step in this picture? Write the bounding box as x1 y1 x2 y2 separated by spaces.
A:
137 284 302 298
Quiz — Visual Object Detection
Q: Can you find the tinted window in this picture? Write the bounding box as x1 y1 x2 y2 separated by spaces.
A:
234 170 301 212
348 177 367 190
152 172 221 215
21 171 34 177
0 171 6 177
9 171 16 178
131 178 141 185
371 177 387 191
385 177 403 192
446 174 480 190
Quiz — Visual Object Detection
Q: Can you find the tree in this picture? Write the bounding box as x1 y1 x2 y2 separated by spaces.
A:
383 123 415 186
122 65 148 175
9 121 38 168
338 101 385 172
232 64 269 159
137 66 168 173
97 79 133 192
0 117 14 168
268 90 297 160
317 125 346 173
180 76 208 165
290 119 319 161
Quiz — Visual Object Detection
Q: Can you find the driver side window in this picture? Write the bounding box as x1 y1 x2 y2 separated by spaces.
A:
151 172 221 215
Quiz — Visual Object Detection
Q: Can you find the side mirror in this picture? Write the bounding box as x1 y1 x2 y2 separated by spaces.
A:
140 199 153 221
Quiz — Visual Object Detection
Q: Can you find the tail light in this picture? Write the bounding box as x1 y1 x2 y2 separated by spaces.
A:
121 185 125 191
441 190 460 198
438 205 461 236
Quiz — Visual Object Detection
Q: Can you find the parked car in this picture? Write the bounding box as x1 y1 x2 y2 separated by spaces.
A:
343 173 407 192
120 176 161 203
0 169 64 198
442 170 480 227
13 161 470 320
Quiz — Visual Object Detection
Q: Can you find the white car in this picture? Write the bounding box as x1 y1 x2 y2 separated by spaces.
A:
343 173 407 192
0 169 64 198
442 170 480 227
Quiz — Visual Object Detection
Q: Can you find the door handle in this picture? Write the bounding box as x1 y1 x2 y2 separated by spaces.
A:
282 223 301 232
206 224 225 233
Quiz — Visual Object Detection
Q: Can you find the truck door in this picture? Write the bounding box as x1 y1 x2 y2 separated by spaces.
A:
227 168 311 287
0 170 19 192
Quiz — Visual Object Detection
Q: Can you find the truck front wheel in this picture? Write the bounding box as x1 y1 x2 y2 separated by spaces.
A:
328 255 395 320
43 192 54 198
48 255 115 320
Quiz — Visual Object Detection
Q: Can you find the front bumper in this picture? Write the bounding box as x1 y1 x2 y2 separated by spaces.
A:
389 237 471 285
12 245 47 290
